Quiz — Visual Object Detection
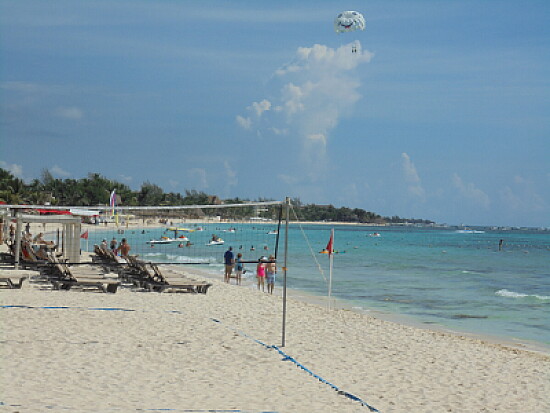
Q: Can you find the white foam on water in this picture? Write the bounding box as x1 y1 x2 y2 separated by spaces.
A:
496 289 550 300
165 253 216 264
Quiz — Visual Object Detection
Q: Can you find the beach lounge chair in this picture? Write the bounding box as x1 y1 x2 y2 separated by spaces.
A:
144 263 212 294
0 243 16 264
19 241 48 270
0 274 27 289
93 245 126 269
119 255 154 286
46 253 120 293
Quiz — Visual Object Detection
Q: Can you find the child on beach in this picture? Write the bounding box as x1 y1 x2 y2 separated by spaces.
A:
265 255 276 295
235 253 244 285
256 258 266 292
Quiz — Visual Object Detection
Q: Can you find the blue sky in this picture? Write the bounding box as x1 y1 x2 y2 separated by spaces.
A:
1 1 549 227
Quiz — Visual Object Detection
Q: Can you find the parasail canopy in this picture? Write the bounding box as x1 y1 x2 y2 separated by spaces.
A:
334 11 366 33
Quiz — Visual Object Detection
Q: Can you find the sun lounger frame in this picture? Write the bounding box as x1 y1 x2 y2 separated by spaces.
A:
46 252 120 293
0 275 27 289
51 278 119 293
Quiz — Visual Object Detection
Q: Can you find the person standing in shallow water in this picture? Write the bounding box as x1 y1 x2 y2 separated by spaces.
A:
265 255 276 294
224 246 234 283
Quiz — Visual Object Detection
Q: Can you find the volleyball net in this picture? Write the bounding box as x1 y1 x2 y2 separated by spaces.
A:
1 201 286 267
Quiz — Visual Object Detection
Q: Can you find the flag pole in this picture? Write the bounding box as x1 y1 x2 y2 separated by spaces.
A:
328 228 334 310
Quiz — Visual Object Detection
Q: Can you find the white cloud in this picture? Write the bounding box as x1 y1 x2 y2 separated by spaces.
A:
281 82 306 116
306 133 326 145
499 176 545 212
278 174 299 185
270 127 287 135
0 161 23 177
237 41 373 181
50 165 71 178
401 153 425 200
118 174 133 183
168 179 179 188
513 175 526 184
223 161 238 189
338 182 360 206
452 173 490 209
1 81 43 93
236 100 272 129
236 115 252 130
54 106 83 120
189 168 208 189
250 99 271 117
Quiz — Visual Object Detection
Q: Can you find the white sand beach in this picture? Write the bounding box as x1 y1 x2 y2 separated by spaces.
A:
1 265 549 413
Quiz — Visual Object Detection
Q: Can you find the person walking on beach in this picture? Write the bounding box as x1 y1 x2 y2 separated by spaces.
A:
256 258 266 292
265 255 276 295
224 246 235 283
118 238 131 258
235 253 244 285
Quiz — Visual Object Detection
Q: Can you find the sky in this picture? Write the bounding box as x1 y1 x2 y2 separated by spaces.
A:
1 1 549 227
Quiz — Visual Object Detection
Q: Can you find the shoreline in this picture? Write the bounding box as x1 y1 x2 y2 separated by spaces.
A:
188 264 550 356
7 220 549 354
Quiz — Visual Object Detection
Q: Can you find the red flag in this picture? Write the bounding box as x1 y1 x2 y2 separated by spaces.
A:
325 232 333 255
80 230 89 240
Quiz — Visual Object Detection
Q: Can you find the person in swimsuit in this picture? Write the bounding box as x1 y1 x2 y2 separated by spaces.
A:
265 255 276 295
256 258 266 292
235 253 244 285
118 238 131 257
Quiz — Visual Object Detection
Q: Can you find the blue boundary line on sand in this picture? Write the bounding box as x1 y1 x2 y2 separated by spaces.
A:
1 305 380 412
211 318 380 412
1 403 275 412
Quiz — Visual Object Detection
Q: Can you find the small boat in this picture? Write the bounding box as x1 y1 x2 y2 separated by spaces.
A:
167 226 195 233
455 229 485 234
206 238 224 246
267 230 278 235
147 239 173 245
368 232 381 237
147 236 189 245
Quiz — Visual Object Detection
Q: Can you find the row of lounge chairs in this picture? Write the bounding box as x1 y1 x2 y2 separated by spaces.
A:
46 253 120 293
0 242 212 294
93 245 212 294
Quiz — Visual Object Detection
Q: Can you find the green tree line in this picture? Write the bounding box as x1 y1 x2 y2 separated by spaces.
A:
0 168 432 224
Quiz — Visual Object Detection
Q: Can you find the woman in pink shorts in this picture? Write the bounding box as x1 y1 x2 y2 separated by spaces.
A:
256 258 266 292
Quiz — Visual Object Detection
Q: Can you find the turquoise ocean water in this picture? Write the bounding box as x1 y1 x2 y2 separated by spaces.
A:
84 223 550 348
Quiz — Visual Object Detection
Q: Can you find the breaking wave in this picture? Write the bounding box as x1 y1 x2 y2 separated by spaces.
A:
496 289 550 301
